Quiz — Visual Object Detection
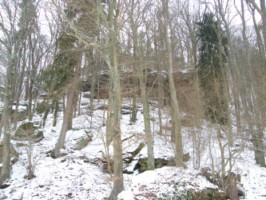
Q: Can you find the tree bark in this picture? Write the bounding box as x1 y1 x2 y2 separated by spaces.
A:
161 0 184 167
240 0 266 167
251 127 266 167
52 99 59 127
138 40 155 170
53 87 76 157
127 0 155 170
0 49 13 186
53 48 82 157
107 1 124 199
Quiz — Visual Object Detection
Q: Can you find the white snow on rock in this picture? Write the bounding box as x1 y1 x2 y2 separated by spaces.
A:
121 167 218 199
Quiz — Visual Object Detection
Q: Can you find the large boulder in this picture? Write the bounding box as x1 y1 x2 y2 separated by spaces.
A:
125 153 190 174
0 103 28 123
74 132 93 150
187 188 227 200
13 121 43 143
64 129 93 150
121 167 227 200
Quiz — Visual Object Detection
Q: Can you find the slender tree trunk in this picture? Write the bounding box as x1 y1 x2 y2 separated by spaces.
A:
162 0 184 167
27 36 37 121
260 0 266 53
128 1 138 124
157 69 164 135
28 76 33 121
130 93 138 123
53 99 59 127
241 0 266 167
71 90 79 119
106 78 114 149
217 1 242 137
77 92 82 115
13 45 26 129
24 74 29 102
89 51 97 115
67 96 75 131
89 75 96 114
138 40 155 170
105 85 113 175
130 73 138 124
155 35 164 135
0 119 3 139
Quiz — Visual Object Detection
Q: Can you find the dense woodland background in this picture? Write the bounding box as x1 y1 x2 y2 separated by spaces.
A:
0 0 266 199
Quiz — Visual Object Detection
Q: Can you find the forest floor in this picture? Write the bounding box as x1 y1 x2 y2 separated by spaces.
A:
0 96 266 199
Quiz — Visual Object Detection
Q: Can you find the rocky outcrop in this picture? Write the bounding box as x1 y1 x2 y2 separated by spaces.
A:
80 70 201 116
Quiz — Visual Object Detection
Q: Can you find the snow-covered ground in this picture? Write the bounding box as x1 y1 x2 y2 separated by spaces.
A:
0 97 266 200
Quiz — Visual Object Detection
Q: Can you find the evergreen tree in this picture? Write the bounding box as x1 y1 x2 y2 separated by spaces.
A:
197 13 229 124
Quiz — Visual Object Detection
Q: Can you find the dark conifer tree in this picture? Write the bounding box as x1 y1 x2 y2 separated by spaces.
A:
197 13 229 124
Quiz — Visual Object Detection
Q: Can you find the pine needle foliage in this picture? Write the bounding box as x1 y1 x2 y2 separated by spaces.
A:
197 13 229 125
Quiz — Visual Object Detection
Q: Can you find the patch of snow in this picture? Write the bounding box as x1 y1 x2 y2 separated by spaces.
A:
235 155 266 200
118 190 135 200
123 167 218 199
1 98 266 200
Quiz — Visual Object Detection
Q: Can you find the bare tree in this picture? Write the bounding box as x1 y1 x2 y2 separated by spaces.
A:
126 0 155 170
106 0 124 198
52 0 84 157
0 0 20 185
234 0 266 167
246 0 266 53
161 0 184 167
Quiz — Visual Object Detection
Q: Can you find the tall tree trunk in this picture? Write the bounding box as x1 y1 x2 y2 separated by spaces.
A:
88 49 97 115
107 0 124 199
162 0 184 167
242 0 266 167
28 76 33 121
13 44 26 129
53 47 82 157
246 0 266 62
52 99 59 127
0 50 14 186
107 48 123 199
130 93 138 123
128 0 138 124
53 86 76 157
138 40 155 170
27 35 38 121
157 69 164 135
251 126 266 167
0 103 11 186
89 74 96 114
107 49 124 200
154 32 164 135
260 0 266 53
